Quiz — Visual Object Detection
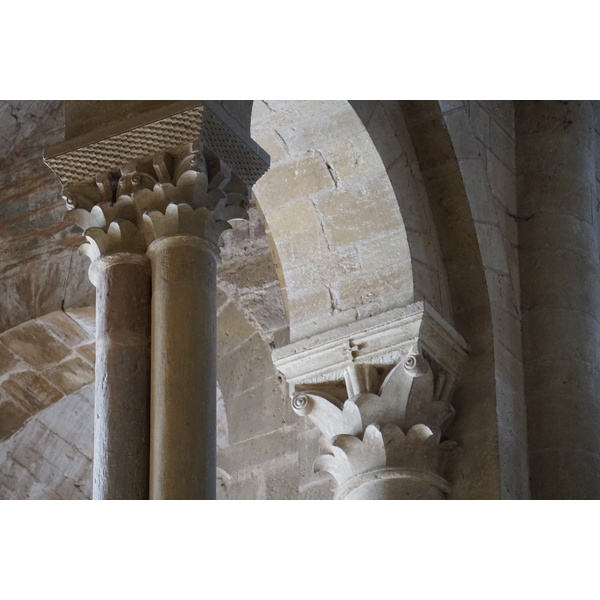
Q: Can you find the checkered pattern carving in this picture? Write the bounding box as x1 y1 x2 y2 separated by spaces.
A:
46 105 268 187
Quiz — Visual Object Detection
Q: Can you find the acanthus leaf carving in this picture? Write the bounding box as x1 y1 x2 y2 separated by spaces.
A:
291 347 459 498
63 143 251 259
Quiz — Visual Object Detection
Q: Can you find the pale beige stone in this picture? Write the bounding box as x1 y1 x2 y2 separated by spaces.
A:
43 356 94 396
0 370 63 415
0 321 71 370
38 310 91 348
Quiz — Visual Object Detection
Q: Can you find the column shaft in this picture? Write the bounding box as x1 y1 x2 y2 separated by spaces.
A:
92 254 151 500
148 235 217 500
517 100 600 498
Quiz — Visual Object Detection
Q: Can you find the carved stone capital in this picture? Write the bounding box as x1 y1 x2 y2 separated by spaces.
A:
61 143 253 262
273 302 469 499
45 101 269 258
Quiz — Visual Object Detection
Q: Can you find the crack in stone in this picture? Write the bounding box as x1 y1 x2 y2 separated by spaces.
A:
274 129 289 156
316 149 339 188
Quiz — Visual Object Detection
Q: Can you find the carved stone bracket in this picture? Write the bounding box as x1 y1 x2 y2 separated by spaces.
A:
273 302 470 499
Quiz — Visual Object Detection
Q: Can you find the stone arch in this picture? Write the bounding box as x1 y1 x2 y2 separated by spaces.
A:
350 101 453 322
436 100 528 499
251 100 415 342
0 308 95 443
396 100 528 498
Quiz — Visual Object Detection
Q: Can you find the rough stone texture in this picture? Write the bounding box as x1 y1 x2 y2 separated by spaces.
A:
0 100 598 500
252 101 416 342
0 311 94 443
0 384 93 500
93 257 151 500
0 101 95 335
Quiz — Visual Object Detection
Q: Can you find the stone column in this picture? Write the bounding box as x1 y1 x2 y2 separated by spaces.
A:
64 188 151 500
273 302 469 500
147 234 218 499
46 101 269 500
132 146 255 499
516 101 600 499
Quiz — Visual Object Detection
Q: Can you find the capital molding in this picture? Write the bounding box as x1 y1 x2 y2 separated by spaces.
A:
45 101 270 260
273 301 469 403
273 302 470 499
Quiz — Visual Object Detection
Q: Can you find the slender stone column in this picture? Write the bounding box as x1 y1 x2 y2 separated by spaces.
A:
64 194 152 499
148 235 218 499
517 101 600 498
91 253 151 499
46 101 269 500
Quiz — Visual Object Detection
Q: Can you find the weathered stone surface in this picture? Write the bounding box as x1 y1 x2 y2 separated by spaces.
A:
0 340 20 373
0 320 71 370
0 370 63 416
0 396 31 441
43 356 94 396
37 310 91 348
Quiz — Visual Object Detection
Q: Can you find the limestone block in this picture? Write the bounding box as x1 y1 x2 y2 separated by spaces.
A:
246 284 288 335
76 343 96 366
468 102 491 146
228 468 266 500
324 130 388 185
518 175 594 224
526 358 598 400
439 101 465 113
491 120 515 172
275 105 365 156
265 198 329 262
248 127 288 165
520 213 598 260
0 370 62 415
523 306 600 364
225 375 286 445
218 332 274 401
42 356 95 396
336 268 414 312
518 132 592 176
478 101 514 136
487 151 516 210
457 158 494 223
0 320 71 370
217 425 298 474
0 341 20 373
444 110 480 159
314 185 403 247
495 377 529 499
218 246 279 290
485 269 518 317
0 396 30 441
217 300 258 357
412 263 443 316
36 386 94 460
0 456 61 500
476 223 510 274
521 250 600 313
37 310 92 347
364 103 403 168
7 419 91 494
385 158 430 232
254 155 334 206
526 388 600 457
262 453 301 499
